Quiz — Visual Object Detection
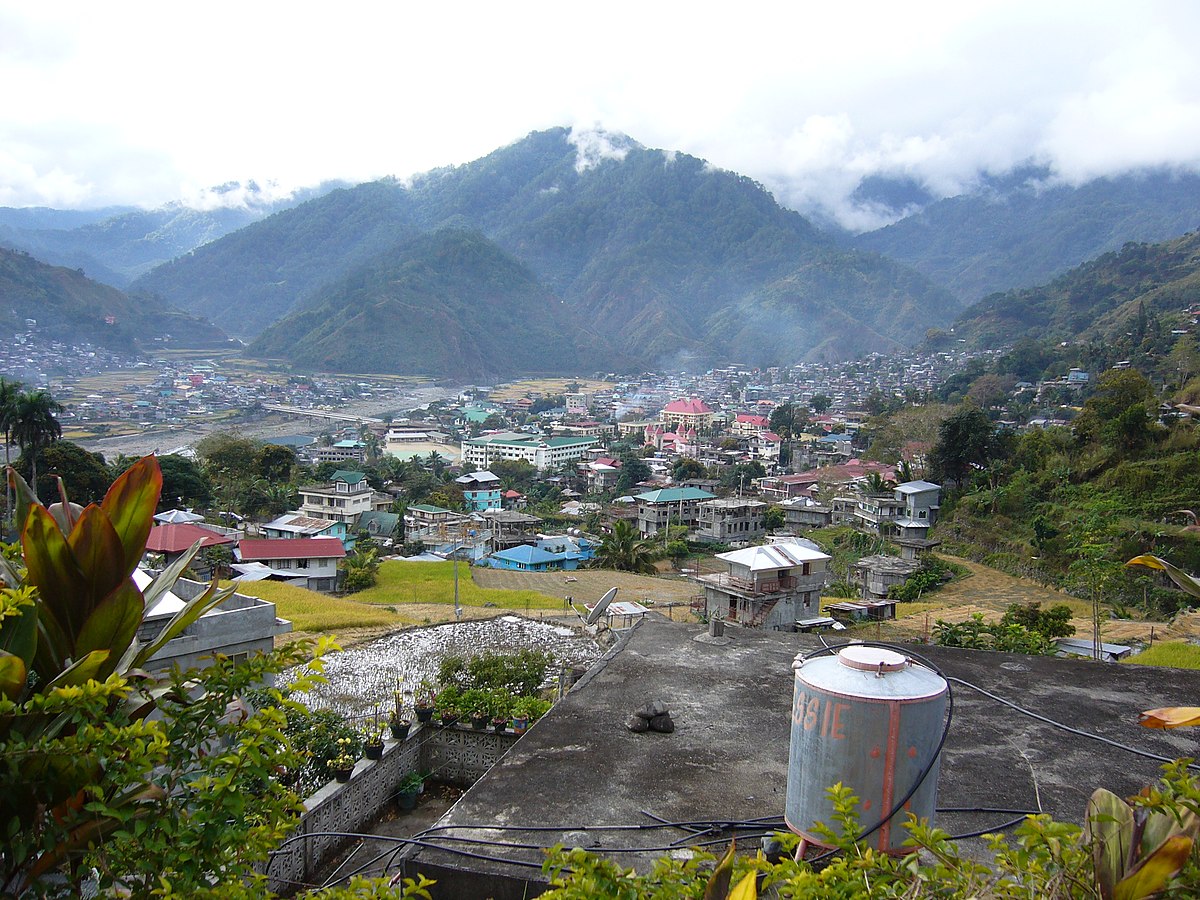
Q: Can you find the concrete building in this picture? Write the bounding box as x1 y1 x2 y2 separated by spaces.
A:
298 470 386 526
659 397 716 431
136 572 291 672
696 537 830 629
633 486 717 538
695 497 767 543
261 513 351 550
144 523 236 582
460 432 597 472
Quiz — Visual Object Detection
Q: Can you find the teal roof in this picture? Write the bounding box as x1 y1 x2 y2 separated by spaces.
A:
492 545 560 565
409 504 452 514
634 487 717 503
358 510 400 534
331 469 366 483
466 433 595 448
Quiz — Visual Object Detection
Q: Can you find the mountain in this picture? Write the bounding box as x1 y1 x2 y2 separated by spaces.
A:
853 167 1200 304
0 247 230 350
249 228 619 378
948 230 1200 350
0 181 346 288
134 128 959 373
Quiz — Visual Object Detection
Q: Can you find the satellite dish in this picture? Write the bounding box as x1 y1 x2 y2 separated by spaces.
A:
585 587 618 625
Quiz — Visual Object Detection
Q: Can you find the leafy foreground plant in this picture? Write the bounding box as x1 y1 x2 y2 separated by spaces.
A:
541 769 1200 900
0 457 432 899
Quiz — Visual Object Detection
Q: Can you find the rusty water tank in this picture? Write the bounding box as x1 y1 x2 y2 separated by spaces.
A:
785 645 948 854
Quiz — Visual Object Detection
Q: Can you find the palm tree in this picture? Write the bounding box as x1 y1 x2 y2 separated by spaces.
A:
12 390 63 501
0 378 22 528
593 520 659 574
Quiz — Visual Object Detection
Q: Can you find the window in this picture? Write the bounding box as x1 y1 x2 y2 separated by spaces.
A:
297 559 309 569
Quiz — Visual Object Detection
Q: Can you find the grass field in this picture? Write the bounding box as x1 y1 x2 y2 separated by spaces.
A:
353 561 564 610
1122 641 1200 670
488 378 611 401
225 580 410 633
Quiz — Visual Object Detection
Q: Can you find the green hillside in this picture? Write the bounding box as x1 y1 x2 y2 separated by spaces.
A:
133 128 960 373
248 228 618 378
855 167 1200 304
0 247 228 350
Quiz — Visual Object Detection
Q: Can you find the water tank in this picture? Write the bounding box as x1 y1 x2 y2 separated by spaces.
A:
785 645 947 854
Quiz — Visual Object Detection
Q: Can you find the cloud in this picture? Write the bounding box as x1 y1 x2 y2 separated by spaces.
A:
1 0 1199 229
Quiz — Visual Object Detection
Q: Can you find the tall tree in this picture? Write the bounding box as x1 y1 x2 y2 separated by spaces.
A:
11 390 63 501
928 403 996 488
0 377 22 530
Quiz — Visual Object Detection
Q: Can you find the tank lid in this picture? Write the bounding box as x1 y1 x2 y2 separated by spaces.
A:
838 645 908 673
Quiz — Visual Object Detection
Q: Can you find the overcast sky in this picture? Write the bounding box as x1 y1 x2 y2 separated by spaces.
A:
3 1 1199 229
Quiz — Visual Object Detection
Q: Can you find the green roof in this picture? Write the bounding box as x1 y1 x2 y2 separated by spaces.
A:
331 469 366 483
465 434 595 448
409 504 452 514
634 487 717 503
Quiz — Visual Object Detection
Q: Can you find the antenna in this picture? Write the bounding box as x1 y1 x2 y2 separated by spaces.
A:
585 587 618 625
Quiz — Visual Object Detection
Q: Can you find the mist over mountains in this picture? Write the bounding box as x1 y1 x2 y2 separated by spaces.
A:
4 128 1200 378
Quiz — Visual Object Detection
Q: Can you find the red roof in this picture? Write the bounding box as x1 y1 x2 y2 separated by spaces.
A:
146 523 234 553
736 414 768 426
663 397 712 415
238 537 346 561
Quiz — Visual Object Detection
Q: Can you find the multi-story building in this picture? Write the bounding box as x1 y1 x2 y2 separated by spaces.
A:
455 471 502 511
659 397 716 432
261 512 351 551
696 537 830 630
460 432 597 472
695 498 767 543
634 486 717 537
235 537 345 592
298 470 387 525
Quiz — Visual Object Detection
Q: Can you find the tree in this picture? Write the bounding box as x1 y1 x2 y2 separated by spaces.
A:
195 431 260 482
0 377 21 530
764 506 785 532
769 403 802 438
809 394 832 414
256 443 297 482
671 457 706 482
10 389 63 501
15 440 110 504
928 403 996 487
341 547 381 592
615 451 651 495
158 453 214 509
593 520 658 574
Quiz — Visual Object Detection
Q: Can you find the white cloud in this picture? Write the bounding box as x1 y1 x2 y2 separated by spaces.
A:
0 0 1198 229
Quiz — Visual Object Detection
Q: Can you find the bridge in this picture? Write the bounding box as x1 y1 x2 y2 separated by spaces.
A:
261 404 383 425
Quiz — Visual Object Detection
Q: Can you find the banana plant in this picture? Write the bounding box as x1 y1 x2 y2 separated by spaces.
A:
1084 787 1197 900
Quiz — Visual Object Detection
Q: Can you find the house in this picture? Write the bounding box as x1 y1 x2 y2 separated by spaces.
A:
298 470 389 526
894 480 941 526
313 440 366 463
356 510 401 542
460 432 597 472
144 523 236 581
758 473 818 502
850 554 921 600
696 537 830 629
583 457 621 493
695 497 767 543
780 497 832 530
634 486 717 538
455 471 502 511
485 544 563 571
134 571 291 673
261 513 350 550
235 537 346 592
732 413 769 436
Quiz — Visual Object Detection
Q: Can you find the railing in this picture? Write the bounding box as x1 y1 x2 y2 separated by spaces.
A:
698 573 797 595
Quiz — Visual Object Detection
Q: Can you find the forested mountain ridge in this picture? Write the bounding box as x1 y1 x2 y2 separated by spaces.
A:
0 182 345 288
132 128 960 373
947 230 1200 353
0 247 229 350
853 167 1200 304
248 228 620 378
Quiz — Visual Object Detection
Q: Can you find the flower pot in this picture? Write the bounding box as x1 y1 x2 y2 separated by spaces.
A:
491 718 507 733
333 767 353 783
511 715 528 734
415 706 434 724
364 742 384 760
390 720 412 741
396 788 418 811
470 712 489 730
440 710 460 727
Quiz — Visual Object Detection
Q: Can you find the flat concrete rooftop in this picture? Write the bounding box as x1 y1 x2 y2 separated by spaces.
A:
398 618 1200 898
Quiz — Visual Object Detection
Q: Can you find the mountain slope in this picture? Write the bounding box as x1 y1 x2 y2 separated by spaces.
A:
0 248 229 350
949 230 1200 349
854 168 1200 304
248 229 615 378
0 182 345 288
135 128 958 372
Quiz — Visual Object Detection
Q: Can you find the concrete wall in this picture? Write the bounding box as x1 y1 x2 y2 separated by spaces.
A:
267 723 519 891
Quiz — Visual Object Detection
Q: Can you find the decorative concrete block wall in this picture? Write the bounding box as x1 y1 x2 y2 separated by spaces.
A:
267 724 518 891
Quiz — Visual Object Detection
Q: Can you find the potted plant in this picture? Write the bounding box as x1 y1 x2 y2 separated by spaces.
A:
396 770 426 811
511 696 551 734
470 708 490 730
331 737 358 783
439 706 460 727
389 710 412 741
364 728 385 761
414 680 436 723
491 714 509 733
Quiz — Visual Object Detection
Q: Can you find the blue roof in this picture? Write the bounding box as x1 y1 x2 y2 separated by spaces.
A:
491 545 560 565
818 433 853 443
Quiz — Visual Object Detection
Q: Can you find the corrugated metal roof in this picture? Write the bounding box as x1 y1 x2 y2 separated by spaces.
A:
716 540 829 570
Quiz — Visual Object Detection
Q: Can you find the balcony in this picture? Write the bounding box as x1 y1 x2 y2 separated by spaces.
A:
697 572 798 597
